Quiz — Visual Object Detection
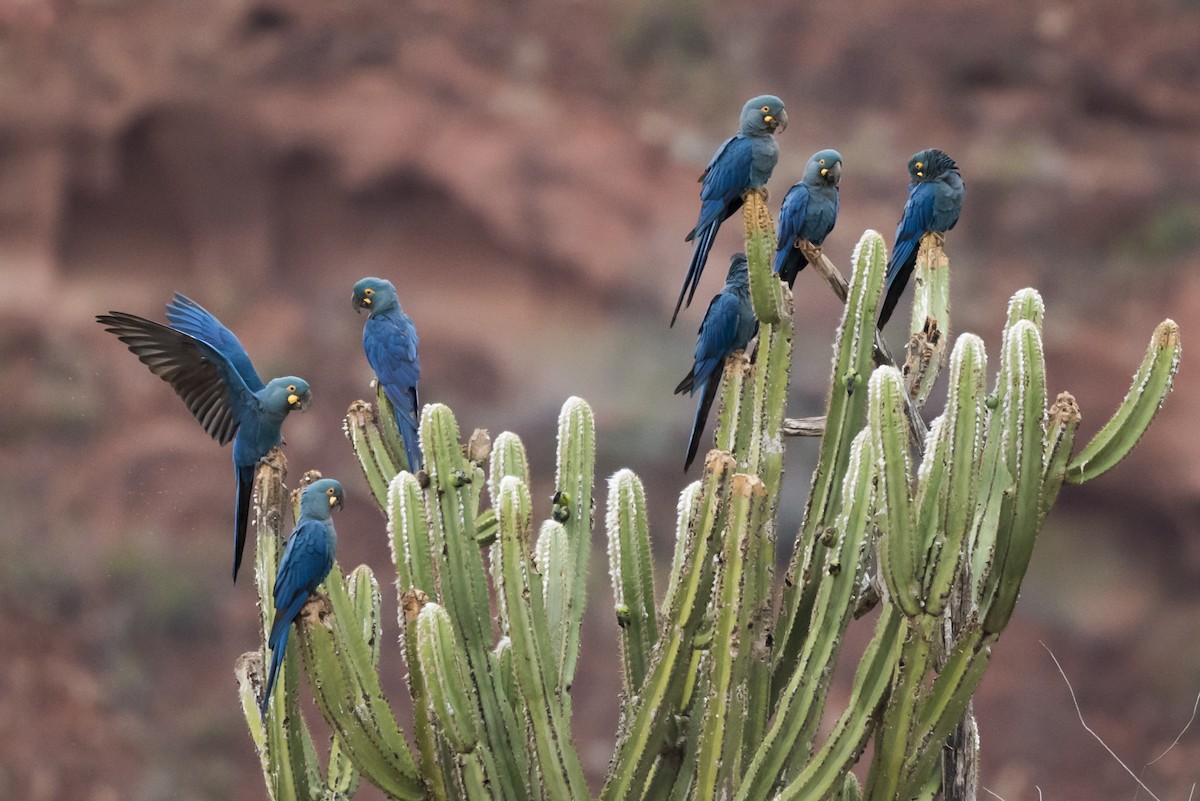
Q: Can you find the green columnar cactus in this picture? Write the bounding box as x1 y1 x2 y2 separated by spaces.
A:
239 184 1180 801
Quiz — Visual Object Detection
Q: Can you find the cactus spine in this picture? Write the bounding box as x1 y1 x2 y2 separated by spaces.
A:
239 188 1179 800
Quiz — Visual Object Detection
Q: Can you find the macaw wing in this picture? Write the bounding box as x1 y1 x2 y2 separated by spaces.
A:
693 135 753 234
364 318 421 430
776 183 810 249
931 175 963 231
692 291 741 387
165 294 265 393
272 519 334 613
885 181 938 289
807 188 839 244
97 311 255 446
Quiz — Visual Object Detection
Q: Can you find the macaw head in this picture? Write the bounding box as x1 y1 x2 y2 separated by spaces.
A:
300 477 345 519
740 95 788 135
352 277 400 316
805 149 843 187
264 376 313 413
908 149 958 182
725 252 750 288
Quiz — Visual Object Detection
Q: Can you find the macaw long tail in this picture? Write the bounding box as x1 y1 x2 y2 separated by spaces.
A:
260 630 287 719
397 411 424 473
260 596 307 718
684 376 720 472
233 464 254 583
877 243 919 329
672 222 719 327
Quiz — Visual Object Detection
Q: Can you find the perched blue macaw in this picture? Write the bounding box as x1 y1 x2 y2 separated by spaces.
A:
352 277 423 472
674 253 759 471
97 294 312 582
877 148 964 329
672 95 788 326
774 149 842 288
260 477 344 718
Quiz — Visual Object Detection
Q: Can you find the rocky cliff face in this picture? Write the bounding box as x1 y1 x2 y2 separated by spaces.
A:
2 1 1200 798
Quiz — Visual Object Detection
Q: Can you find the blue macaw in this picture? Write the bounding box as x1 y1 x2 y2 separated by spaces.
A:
97 294 312 582
674 253 759 471
877 148 964 329
260 477 344 718
774 149 842 288
352 277 423 472
672 94 788 326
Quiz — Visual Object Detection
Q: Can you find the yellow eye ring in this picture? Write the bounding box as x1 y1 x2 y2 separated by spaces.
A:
364 288 375 295
819 159 825 165
287 384 296 392
761 105 770 113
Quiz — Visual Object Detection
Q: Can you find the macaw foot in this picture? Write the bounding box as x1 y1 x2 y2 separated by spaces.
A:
259 448 287 471
745 186 770 203
300 593 334 629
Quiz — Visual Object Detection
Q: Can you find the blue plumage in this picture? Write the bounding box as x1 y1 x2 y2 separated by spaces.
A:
353 277 423 472
774 149 842 287
878 149 964 329
672 95 787 326
98 295 312 582
674 253 759 471
260 478 343 718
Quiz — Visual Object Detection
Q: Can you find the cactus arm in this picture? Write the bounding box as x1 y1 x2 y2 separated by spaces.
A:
421 404 530 800
1066 319 1181 483
738 429 876 799
496 476 590 798
344 400 403 512
923 335 987 615
773 230 888 698
600 452 734 801
694 473 764 797
400 591 450 801
982 320 1047 634
1038 392 1082 526
743 187 784 324
388 472 438 598
416 602 483 753
897 626 993 796
552 397 596 694
870 367 923 617
864 616 934 801
903 232 952 405
660 481 700 620
773 605 905 801
606 469 659 701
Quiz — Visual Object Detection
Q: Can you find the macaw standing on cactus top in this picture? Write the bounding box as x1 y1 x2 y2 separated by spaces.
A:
352 277 423 472
877 148 964 329
774 149 842 288
259 477 344 718
97 294 313 582
672 94 788 326
674 253 759 471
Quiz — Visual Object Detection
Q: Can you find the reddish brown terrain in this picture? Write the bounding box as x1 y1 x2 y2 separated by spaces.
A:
2 1 1200 798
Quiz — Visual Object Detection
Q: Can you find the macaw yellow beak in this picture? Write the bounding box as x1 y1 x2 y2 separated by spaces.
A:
329 495 343 510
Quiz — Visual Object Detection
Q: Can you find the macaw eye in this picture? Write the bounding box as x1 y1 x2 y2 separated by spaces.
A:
287 384 297 392
326 488 335 494
761 105 770 113
364 288 375 296
915 161 923 170
819 159 826 165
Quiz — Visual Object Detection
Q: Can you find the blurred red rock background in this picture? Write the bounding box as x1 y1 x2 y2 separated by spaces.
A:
1 0 1199 798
